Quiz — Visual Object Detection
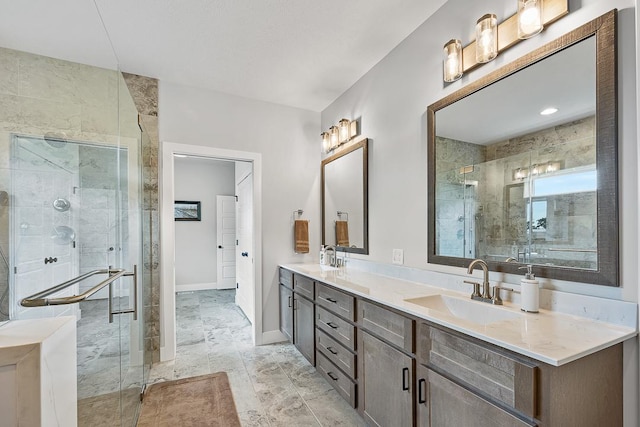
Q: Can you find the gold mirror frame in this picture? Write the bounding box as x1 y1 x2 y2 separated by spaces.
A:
427 10 618 285
321 138 369 254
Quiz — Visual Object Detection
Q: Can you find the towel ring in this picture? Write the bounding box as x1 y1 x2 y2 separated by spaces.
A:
337 211 349 221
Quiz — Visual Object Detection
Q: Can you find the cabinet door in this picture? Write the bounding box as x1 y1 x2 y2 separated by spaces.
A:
359 332 413 427
416 364 430 427
427 369 535 427
294 294 315 365
279 284 293 343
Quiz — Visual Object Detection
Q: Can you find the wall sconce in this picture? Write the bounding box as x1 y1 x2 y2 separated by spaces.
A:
518 0 544 39
322 119 359 153
441 0 567 82
475 14 498 63
443 39 463 82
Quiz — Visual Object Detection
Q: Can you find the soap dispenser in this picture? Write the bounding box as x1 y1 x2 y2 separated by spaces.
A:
319 245 326 265
518 264 539 313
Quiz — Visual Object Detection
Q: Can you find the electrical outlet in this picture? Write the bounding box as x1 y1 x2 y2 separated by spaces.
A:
392 249 404 265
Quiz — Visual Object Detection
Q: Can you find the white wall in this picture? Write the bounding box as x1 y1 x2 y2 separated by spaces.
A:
322 0 638 424
174 157 234 289
159 85 320 332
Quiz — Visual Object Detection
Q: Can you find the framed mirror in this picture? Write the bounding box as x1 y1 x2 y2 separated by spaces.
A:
322 138 369 254
427 10 618 285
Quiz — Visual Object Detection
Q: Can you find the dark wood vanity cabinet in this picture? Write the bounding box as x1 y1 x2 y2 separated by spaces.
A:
357 300 415 427
278 267 624 427
278 269 293 342
278 268 315 365
314 282 358 406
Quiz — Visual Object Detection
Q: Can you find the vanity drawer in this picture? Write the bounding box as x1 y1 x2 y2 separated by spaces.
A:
317 350 357 407
316 328 356 378
294 274 314 300
279 268 293 288
418 322 537 418
315 283 355 321
316 306 355 351
358 300 413 353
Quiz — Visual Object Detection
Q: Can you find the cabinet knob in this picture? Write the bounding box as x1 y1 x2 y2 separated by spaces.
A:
218 245 223 249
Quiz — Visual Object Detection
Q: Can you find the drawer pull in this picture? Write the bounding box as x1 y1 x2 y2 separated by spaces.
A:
327 346 338 355
402 367 410 391
326 297 338 303
418 378 427 403
287 296 292 308
327 322 338 329
327 371 339 381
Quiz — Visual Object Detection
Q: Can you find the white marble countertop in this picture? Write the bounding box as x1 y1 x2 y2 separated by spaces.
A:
281 263 637 366
0 316 75 349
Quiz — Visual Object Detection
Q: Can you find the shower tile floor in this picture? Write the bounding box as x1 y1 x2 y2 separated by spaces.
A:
148 289 365 427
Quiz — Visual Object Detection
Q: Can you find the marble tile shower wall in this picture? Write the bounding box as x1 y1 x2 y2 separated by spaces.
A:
0 47 142 321
122 73 160 363
437 117 596 266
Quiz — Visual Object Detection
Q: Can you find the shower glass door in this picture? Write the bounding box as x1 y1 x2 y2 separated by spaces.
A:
0 47 144 425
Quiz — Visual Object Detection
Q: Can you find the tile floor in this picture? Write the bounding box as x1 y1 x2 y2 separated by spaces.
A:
148 289 365 427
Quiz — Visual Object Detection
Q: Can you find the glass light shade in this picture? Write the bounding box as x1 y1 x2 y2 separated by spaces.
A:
518 0 543 39
321 132 331 153
338 119 351 143
443 39 463 82
329 126 339 149
475 14 498 63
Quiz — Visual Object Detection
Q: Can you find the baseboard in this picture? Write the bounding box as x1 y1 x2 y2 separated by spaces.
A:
261 329 288 345
175 282 216 292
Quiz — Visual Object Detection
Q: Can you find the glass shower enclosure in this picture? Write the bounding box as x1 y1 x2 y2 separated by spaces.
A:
0 46 146 426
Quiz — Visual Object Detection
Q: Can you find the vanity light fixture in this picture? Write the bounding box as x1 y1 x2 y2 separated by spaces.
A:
322 119 359 153
512 160 563 180
540 107 558 115
441 0 568 82
518 0 544 39
443 39 463 82
475 14 498 63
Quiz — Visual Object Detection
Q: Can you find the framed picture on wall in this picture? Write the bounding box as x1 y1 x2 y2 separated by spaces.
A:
174 200 201 221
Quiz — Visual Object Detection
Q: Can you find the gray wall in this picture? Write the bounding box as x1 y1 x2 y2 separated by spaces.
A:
174 157 234 288
159 83 321 334
321 0 638 424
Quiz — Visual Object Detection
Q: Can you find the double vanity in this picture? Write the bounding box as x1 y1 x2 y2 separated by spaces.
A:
279 263 636 427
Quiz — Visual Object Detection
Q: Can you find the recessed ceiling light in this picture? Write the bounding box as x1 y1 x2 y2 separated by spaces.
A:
540 107 558 116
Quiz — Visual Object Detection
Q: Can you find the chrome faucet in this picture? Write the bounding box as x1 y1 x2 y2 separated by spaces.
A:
324 245 336 267
465 259 493 303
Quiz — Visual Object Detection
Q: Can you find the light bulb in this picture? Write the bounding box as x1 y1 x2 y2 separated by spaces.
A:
443 39 463 82
518 0 543 39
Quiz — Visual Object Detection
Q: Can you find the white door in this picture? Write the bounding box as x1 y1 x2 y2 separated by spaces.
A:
216 195 236 289
235 169 254 324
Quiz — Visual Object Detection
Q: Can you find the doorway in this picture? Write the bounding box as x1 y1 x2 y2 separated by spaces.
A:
160 142 263 361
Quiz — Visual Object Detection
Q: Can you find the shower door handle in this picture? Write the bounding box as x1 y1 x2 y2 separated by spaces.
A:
108 265 138 323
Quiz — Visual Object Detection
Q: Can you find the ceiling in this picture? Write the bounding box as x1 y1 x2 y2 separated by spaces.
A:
0 0 448 112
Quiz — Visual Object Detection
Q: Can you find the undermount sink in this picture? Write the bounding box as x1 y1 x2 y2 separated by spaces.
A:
404 294 522 325
297 264 338 274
